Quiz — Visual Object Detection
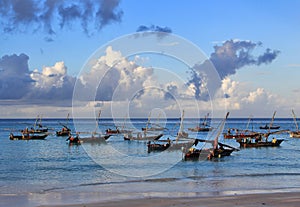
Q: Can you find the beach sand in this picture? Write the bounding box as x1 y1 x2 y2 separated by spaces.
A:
40 192 300 207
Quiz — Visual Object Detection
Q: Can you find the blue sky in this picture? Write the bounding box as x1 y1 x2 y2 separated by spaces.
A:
0 0 300 118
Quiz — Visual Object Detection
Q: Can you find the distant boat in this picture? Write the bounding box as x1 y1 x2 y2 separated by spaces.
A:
56 113 71 136
237 137 284 148
147 139 171 153
224 116 259 139
9 132 48 140
188 113 213 132
147 138 195 153
105 127 132 135
142 112 165 132
289 109 300 138
259 111 280 130
19 115 49 134
184 112 239 161
124 132 163 141
259 124 280 130
105 114 132 135
77 110 112 143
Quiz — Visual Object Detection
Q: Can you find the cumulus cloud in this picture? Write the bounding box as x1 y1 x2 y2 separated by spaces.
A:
0 53 76 105
78 46 158 102
187 39 280 100
0 53 33 99
29 61 76 101
214 77 289 117
0 0 123 36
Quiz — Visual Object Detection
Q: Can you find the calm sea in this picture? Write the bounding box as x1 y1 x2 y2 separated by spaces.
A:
1 118 300 206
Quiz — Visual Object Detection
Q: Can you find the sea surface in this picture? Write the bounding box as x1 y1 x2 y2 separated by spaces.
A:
1 118 300 206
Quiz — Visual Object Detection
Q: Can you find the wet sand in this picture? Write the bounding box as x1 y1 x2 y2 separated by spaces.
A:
41 192 300 207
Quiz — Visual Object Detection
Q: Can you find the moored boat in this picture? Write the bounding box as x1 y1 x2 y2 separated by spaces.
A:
9 133 48 140
237 137 284 148
124 132 163 141
289 109 300 138
259 111 280 130
184 112 238 161
188 113 213 132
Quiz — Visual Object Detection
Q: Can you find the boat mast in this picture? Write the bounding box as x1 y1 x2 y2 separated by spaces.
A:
179 110 185 133
292 109 299 132
268 111 276 133
245 115 253 131
94 110 101 135
34 115 39 129
213 112 230 149
202 113 209 126
144 111 151 135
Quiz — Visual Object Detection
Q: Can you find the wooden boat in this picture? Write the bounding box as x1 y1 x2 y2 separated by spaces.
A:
259 124 280 130
66 135 81 144
184 146 235 161
223 129 259 139
289 131 300 138
147 140 170 152
56 128 71 136
259 111 280 130
184 112 239 161
289 109 300 138
78 111 112 143
188 113 213 132
142 112 165 132
9 133 48 140
56 113 71 136
21 115 49 134
237 137 284 148
124 132 163 141
147 138 196 153
105 127 132 135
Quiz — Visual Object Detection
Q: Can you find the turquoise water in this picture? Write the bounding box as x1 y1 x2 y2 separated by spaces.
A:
0 118 300 206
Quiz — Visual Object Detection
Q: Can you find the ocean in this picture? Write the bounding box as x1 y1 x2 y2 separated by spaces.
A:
1 118 300 206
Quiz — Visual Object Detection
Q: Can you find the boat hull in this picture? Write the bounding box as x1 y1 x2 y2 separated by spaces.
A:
9 133 48 140
237 139 284 148
184 148 234 161
289 131 300 138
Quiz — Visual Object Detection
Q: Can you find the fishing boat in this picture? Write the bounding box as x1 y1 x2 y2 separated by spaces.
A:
56 113 71 136
124 132 163 141
188 113 213 132
289 109 300 138
66 134 81 144
77 110 112 143
259 111 280 130
224 116 259 139
147 138 196 153
141 112 165 131
9 132 48 140
237 136 284 148
147 139 171 152
105 127 132 135
184 112 239 161
21 115 49 134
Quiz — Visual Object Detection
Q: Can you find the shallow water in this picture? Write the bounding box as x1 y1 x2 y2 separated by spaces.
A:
0 118 300 206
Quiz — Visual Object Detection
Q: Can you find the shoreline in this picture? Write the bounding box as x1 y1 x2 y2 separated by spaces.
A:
39 191 300 207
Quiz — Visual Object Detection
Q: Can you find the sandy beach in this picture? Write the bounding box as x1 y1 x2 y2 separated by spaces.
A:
40 192 300 207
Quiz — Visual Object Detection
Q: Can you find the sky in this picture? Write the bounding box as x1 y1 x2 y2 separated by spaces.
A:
0 0 300 118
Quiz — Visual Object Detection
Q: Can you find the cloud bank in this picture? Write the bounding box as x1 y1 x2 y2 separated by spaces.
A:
0 39 287 117
0 0 123 36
